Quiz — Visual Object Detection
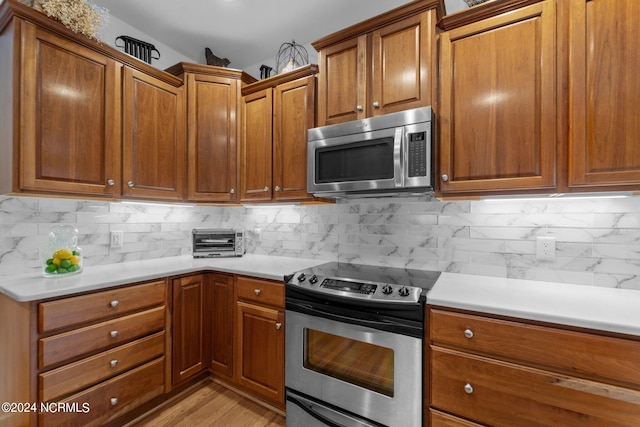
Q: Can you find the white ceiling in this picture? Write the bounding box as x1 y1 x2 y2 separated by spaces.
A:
92 0 410 70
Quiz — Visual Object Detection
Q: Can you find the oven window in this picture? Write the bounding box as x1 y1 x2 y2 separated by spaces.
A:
315 138 394 183
304 329 394 397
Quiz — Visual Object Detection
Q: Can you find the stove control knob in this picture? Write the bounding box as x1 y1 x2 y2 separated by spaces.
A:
382 285 393 295
398 286 410 297
309 275 318 284
297 273 306 282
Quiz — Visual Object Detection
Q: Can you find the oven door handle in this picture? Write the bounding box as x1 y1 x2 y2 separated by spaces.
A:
287 300 418 335
287 394 345 427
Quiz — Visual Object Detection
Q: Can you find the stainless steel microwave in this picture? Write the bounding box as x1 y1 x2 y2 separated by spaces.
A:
307 106 433 198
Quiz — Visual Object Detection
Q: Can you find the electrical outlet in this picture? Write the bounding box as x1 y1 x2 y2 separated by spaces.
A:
110 230 124 249
254 227 262 243
536 236 555 260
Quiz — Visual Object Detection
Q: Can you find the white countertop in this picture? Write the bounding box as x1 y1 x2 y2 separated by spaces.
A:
2 257 639 337
0 254 328 302
428 272 640 337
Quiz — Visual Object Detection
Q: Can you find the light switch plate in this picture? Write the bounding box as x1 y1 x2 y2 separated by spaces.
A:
110 230 124 249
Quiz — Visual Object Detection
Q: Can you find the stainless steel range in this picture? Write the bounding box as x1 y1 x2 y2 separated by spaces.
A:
284 262 440 427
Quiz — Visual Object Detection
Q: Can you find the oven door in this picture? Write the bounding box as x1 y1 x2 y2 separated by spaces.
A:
285 309 422 427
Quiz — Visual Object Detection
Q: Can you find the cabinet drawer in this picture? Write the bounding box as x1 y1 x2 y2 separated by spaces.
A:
431 347 640 427
39 306 165 368
236 276 284 307
429 309 640 387
39 357 164 427
39 280 166 333
39 331 165 401
430 409 484 427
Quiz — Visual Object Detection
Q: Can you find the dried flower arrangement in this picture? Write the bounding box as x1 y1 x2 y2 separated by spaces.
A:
32 0 109 40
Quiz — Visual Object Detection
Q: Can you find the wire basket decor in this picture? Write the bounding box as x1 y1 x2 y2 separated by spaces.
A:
275 40 308 74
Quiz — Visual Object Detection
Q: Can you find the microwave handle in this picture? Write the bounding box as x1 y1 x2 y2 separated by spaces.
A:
393 127 404 188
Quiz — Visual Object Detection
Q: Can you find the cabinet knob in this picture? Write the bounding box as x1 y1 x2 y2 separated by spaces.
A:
373 101 380 108
110 330 118 338
275 322 282 330
110 359 119 368
356 105 363 112
464 329 474 339
107 179 115 186
110 300 119 308
464 383 474 394
254 289 261 296
275 186 280 192
230 188 235 194
127 181 135 188
264 186 269 192
110 397 118 406
441 174 449 182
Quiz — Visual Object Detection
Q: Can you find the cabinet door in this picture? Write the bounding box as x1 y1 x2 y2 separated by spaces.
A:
205 273 234 378
172 274 205 385
186 74 239 202
240 88 273 201
568 0 640 188
317 35 367 126
122 67 186 201
371 9 435 117
273 76 315 201
235 301 284 406
439 1 556 195
19 21 121 197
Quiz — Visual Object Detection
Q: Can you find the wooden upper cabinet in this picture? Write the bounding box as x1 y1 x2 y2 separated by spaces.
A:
317 36 367 124
187 73 239 202
438 0 557 196
314 0 438 126
122 67 186 201
165 63 256 203
371 11 433 116
240 88 273 202
273 76 316 201
567 0 640 189
240 66 317 203
18 20 121 197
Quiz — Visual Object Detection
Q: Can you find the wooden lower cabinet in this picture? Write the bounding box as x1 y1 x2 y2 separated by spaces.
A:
206 273 235 378
171 274 206 385
427 307 640 426
234 276 286 408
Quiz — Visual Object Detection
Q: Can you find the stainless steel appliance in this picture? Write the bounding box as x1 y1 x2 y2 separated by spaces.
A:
192 229 245 258
285 262 440 427
307 107 433 198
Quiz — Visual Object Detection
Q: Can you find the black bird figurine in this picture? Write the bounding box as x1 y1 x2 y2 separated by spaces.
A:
205 48 230 67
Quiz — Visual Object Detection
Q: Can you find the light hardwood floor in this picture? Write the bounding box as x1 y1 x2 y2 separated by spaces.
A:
129 380 286 427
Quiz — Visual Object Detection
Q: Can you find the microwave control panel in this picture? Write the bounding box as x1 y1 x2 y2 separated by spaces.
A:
407 131 427 177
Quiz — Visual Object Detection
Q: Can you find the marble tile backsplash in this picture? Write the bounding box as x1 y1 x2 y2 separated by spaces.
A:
1 194 640 289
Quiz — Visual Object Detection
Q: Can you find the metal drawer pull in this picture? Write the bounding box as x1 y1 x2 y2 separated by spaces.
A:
254 289 261 296
110 330 118 338
230 188 235 194
275 186 280 191
110 397 118 406
264 186 269 192
356 105 363 112
107 179 115 186
127 181 135 187
464 329 474 339
373 101 380 108
275 322 282 330
441 174 449 182
110 359 118 368
110 300 119 308
464 383 474 394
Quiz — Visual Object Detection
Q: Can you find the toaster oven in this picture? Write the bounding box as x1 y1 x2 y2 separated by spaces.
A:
192 229 245 258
